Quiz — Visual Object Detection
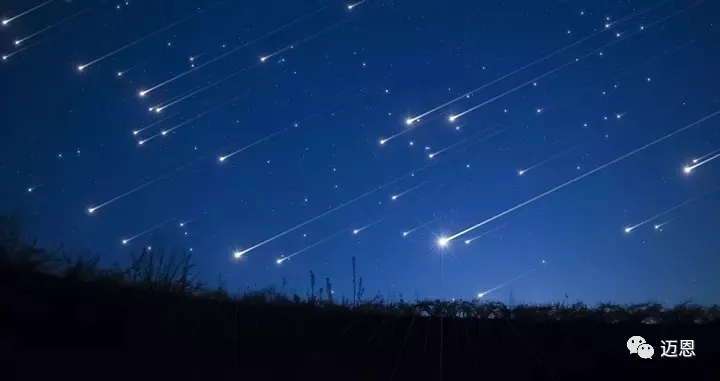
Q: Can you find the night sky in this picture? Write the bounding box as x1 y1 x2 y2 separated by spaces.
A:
2 0 719 306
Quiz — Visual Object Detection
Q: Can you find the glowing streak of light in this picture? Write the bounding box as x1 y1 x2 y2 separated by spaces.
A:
404 0 674 124
624 188 719 233
132 112 180 136
78 3 222 71
434 28 715 160
428 134 482 159
154 61 260 112
179 219 194 228
1 43 39 61
219 128 289 162
347 0 366 10
685 152 720 174
464 222 509 245
87 157 205 214
276 228 351 264
13 3 99 45
692 147 720 164
402 217 439 237
444 109 720 243
260 18 351 63
391 181 430 200
2 0 55 26
654 215 680 231
477 269 537 299
233 167 425 257
450 1 705 121
139 4 329 95
517 143 582 176
121 218 176 245
379 115 439 145
352 216 389 235
141 93 250 142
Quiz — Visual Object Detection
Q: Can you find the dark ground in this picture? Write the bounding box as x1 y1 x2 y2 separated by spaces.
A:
2 264 718 380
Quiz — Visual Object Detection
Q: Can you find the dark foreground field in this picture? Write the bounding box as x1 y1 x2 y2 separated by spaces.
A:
3 263 719 381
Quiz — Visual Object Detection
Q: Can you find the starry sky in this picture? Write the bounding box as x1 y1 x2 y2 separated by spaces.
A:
2 0 720 306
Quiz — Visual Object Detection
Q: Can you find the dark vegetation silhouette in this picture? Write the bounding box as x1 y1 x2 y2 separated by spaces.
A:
1 215 718 380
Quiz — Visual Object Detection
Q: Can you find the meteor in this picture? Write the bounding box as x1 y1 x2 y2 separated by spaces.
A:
691 147 720 164
86 157 206 214
12 3 99 46
517 143 582 176
179 219 194 228
138 4 329 95
276 228 351 264
152 61 260 112
232 166 427 257
77 3 221 71
624 188 719 233
476 268 538 299
464 222 509 245
442 109 720 243
653 216 680 231
132 112 180 136
450 1 704 121
347 0 367 10
427 127 496 159
2 0 55 27
27 184 43 193
259 18 351 63
404 0 675 125
141 92 250 142
379 115 440 145
684 151 720 174
218 127 289 162
120 218 176 245
391 181 429 200
1 44 38 61
402 217 439 237
352 216 389 235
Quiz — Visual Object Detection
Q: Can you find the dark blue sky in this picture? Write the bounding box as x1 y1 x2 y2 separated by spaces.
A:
2 0 719 305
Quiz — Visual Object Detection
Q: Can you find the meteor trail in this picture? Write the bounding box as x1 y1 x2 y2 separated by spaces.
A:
684 151 720 174
518 143 581 176
449 0 704 121
260 17 352 63
624 188 719 233
139 93 250 144
219 127 289 162
78 2 222 71
404 0 675 125
87 157 206 214
654 216 680 231
443 109 720 243
391 181 429 200
139 4 330 95
232 166 427 257
275 228 351 264
402 217 439 237
1 43 39 61
13 3 100 46
2 0 54 27
477 268 538 299
464 223 509 245
152 60 261 112
132 112 180 136
352 216 389 235
691 147 720 164
179 219 194 228
347 1 367 10
121 218 176 245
